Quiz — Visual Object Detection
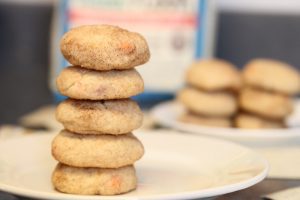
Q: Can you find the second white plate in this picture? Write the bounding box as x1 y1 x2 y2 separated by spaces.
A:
151 101 300 144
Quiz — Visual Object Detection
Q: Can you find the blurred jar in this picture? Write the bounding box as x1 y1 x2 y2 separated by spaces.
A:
50 0 216 107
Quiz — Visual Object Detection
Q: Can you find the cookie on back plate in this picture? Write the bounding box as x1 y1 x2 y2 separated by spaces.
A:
177 87 238 117
235 113 285 129
186 59 242 91
179 112 232 127
239 87 293 119
243 59 300 95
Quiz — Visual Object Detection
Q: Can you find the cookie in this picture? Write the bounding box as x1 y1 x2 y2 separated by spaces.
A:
52 130 144 168
239 87 293 119
177 87 237 117
56 66 144 100
243 59 300 95
52 163 136 195
56 98 143 135
60 25 150 70
235 113 285 129
179 112 232 127
186 59 242 91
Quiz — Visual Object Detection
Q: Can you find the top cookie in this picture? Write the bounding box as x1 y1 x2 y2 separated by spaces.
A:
243 59 300 95
186 59 242 91
60 25 150 70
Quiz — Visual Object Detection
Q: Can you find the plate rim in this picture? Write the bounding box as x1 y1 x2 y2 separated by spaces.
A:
150 101 300 139
0 130 269 200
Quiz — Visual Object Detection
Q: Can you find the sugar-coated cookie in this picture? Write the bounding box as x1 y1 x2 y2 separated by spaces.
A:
52 130 144 168
56 66 144 100
56 98 143 134
235 113 285 129
60 25 150 70
243 59 300 95
179 112 232 127
239 87 293 119
52 163 137 195
177 87 237 117
186 59 242 91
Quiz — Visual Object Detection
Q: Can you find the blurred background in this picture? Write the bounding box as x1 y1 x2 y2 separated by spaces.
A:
1 0 300 124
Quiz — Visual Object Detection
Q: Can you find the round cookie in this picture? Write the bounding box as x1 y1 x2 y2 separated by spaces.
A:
177 87 237 117
52 130 144 168
235 113 285 129
52 163 136 195
56 98 143 135
179 112 232 127
56 66 144 100
243 59 300 95
239 87 293 119
60 25 150 71
186 59 242 91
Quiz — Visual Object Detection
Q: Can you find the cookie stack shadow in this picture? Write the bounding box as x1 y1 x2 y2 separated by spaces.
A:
235 59 300 129
51 25 150 195
177 59 242 127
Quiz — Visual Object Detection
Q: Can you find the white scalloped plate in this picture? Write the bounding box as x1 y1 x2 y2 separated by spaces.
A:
0 130 268 200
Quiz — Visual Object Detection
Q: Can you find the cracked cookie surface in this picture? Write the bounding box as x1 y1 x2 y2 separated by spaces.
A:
56 98 143 134
60 25 150 70
56 66 144 100
52 130 144 168
52 163 137 195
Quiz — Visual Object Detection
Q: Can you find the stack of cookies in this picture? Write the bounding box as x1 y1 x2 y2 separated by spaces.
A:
235 59 300 129
51 25 150 195
177 59 242 127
